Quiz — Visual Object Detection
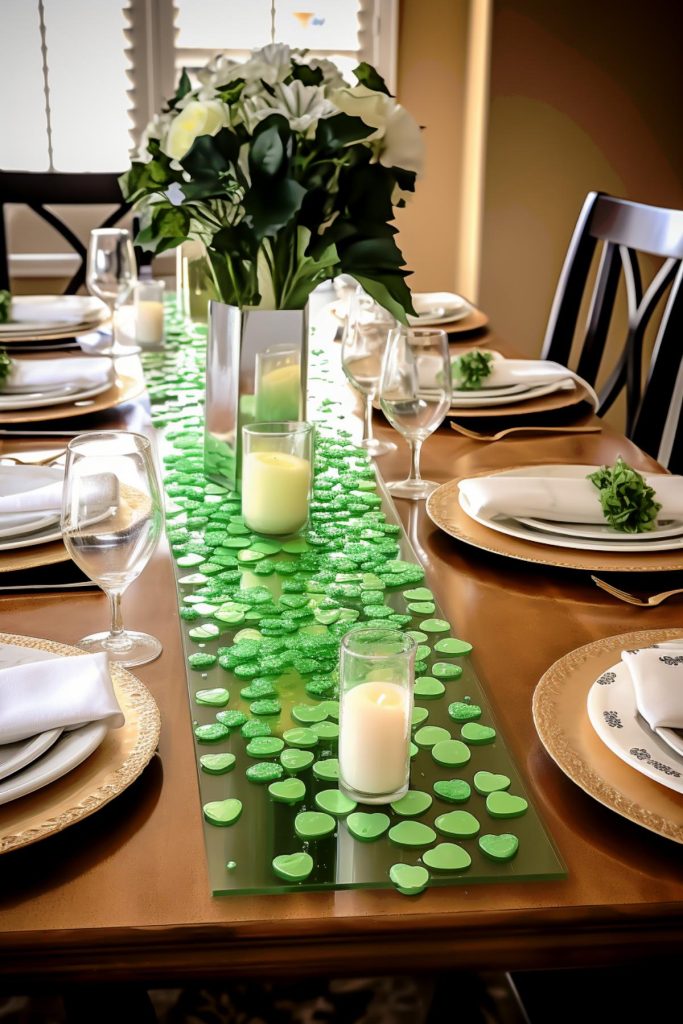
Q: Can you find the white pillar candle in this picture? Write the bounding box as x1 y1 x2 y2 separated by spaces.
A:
135 300 165 344
255 363 301 421
241 451 311 535
339 681 411 797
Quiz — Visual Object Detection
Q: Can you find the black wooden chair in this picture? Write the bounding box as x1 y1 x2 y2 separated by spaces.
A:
0 171 150 295
541 191 683 471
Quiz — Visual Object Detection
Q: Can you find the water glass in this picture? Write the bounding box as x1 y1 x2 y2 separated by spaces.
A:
340 288 397 457
241 422 314 536
379 326 452 499
61 431 164 667
86 228 138 355
338 628 416 804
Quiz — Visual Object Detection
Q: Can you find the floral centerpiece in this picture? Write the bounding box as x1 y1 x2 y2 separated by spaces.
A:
120 44 423 320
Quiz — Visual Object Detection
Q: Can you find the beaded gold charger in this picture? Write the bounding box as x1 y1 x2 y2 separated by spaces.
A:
0 632 160 853
533 629 683 844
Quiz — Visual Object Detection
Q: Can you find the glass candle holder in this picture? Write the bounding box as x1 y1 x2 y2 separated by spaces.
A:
254 345 302 422
338 627 416 804
241 421 314 536
134 279 165 346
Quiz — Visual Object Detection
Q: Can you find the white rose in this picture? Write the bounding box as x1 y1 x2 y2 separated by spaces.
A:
243 80 335 137
331 84 424 174
162 100 229 161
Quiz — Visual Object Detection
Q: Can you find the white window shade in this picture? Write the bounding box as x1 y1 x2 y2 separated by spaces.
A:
0 1 50 171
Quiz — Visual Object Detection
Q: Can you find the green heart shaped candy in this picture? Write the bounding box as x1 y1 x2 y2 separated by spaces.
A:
431 739 471 767
314 789 357 816
403 588 434 601
448 701 482 722
434 637 472 655
389 863 430 896
194 687 229 707
268 778 306 804
414 725 451 748
312 757 340 781
479 833 519 861
461 723 496 745
390 790 433 817
203 798 242 827
432 662 463 680
294 811 336 839
272 852 314 882
434 810 480 838
200 753 236 775
486 791 528 818
473 771 510 795
280 749 315 773
292 703 328 724
414 676 446 699
346 811 390 842
433 779 471 803
388 821 437 848
422 843 472 872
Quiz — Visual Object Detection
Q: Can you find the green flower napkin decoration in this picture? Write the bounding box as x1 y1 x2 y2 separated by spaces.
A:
0 290 10 325
588 456 661 533
452 351 493 390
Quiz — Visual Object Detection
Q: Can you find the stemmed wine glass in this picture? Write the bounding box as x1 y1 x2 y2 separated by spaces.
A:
341 289 397 457
85 228 139 356
379 326 452 499
61 431 164 667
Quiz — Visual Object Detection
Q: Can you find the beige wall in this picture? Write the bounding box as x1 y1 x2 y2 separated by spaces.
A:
394 0 470 295
479 0 683 357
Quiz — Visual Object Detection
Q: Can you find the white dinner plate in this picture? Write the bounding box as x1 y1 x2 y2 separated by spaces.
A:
0 296 107 332
0 729 63 782
0 465 63 549
459 464 683 554
0 509 59 539
0 377 112 411
450 378 576 409
408 291 471 326
587 649 683 795
517 514 683 542
0 721 108 806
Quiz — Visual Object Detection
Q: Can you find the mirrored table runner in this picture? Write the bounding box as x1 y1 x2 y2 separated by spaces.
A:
141 300 565 896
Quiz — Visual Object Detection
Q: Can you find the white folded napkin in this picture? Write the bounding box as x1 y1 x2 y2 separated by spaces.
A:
0 650 124 745
2 357 113 394
458 471 683 524
622 645 683 731
461 359 572 389
0 472 118 516
9 296 103 326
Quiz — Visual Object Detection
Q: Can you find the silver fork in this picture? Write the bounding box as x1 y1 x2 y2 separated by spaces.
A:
591 575 683 607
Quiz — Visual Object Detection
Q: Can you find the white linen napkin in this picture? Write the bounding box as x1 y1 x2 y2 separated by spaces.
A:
9 296 104 326
470 359 572 389
2 358 113 395
622 645 683 731
0 472 118 516
0 650 124 745
458 471 683 524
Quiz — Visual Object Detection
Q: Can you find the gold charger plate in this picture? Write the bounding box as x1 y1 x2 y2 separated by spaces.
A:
0 632 160 853
533 628 683 844
0 538 69 574
426 470 683 572
0 373 143 425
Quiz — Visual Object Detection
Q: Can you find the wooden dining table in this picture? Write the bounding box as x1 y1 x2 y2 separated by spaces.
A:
0 318 682 989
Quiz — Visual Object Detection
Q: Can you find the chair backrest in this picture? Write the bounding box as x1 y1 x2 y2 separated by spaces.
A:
541 191 683 470
0 171 143 295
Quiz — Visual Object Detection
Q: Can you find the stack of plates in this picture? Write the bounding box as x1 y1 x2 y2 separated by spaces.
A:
0 464 65 553
408 291 473 326
459 465 683 555
450 351 576 409
0 642 108 807
587 641 683 796
0 295 109 347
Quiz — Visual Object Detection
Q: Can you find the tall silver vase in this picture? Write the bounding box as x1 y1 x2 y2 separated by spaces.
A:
204 301 309 490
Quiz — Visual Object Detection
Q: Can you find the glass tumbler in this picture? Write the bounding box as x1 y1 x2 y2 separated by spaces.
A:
241 421 314 536
254 345 302 422
338 628 416 804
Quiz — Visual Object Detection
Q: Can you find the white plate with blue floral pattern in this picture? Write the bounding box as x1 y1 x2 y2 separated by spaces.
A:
587 644 683 795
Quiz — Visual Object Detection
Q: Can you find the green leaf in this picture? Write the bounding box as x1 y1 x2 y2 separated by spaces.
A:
135 204 191 254
243 177 307 241
290 62 323 86
168 69 191 110
349 273 415 324
587 456 662 533
180 127 241 180
353 61 392 96
0 344 11 380
452 351 493 390
0 291 10 326
315 113 376 151
216 78 246 105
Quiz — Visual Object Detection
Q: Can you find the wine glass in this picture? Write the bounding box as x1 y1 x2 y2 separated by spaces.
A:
61 431 164 666
340 289 397 457
85 228 139 356
379 326 452 499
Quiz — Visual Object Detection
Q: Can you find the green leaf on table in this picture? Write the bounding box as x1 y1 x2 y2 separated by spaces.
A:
587 456 661 533
0 290 10 325
452 351 493 390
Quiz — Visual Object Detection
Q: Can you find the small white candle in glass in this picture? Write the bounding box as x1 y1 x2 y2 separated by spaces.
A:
134 279 165 347
254 345 302 422
241 421 313 536
339 628 416 804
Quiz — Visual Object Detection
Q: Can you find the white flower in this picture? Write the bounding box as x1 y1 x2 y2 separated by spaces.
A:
196 54 242 90
162 100 230 161
133 111 173 162
243 80 335 137
331 84 424 174
299 56 347 93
